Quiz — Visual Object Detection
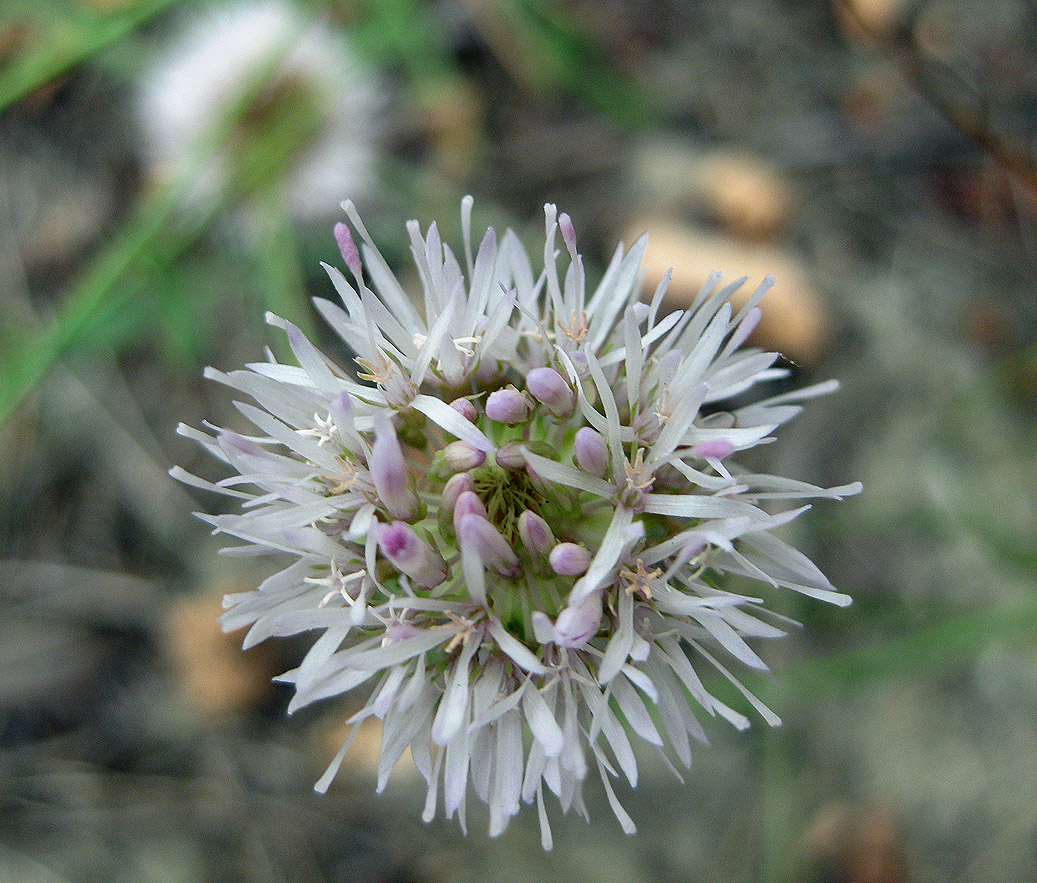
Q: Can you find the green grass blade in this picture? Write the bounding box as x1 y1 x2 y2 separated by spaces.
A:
0 0 179 114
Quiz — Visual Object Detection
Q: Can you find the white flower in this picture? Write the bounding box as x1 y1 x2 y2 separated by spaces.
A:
175 197 860 847
137 0 380 220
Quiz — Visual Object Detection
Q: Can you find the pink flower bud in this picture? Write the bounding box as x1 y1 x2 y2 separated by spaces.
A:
518 510 555 558
485 387 531 424
526 367 574 417
369 414 418 520
558 212 576 251
382 619 420 645
376 521 447 588
574 427 609 477
441 440 486 474
495 442 526 470
675 536 707 567
449 398 478 422
458 513 519 577
453 490 488 536
549 542 592 576
329 391 353 433
441 472 473 517
219 430 263 458
474 359 500 385
333 222 363 279
693 439 734 460
728 306 762 351
553 593 603 648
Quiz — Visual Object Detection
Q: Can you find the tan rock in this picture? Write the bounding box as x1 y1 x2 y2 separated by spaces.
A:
163 590 277 718
629 217 831 363
312 715 418 784
631 141 793 239
800 802 908 883
834 0 908 42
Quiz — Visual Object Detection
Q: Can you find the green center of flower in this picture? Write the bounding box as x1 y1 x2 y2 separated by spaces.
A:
469 459 545 544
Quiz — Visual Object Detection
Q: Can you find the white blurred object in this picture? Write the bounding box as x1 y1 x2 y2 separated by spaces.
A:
137 0 381 220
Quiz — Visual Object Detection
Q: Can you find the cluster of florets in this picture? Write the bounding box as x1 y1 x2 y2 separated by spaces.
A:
175 197 859 847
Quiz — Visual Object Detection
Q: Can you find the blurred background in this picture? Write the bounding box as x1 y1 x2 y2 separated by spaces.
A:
1 0 1036 880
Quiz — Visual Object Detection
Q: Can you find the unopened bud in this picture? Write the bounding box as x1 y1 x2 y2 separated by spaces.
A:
495 442 526 470
382 619 420 645
449 397 478 422
574 427 609 477
329 390 353 433
526 367 574 417
485 387 531 424
692 439 734 460
475 359 500 386
369 414 418 520
676 536 707 567
728 306 762 352
518 510 555 558
441 472 473 517
376 521 446 588
549 542 592 576
558 212 577 251
333 222 363 279
458 513 519 577
553 593 603 648
453 490 488 536
441 440 486 474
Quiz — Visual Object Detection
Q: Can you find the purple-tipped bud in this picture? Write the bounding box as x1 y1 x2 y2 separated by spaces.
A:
495 442 526 471
574 427 609 477
453 490 488 536
693 439 735 460
449 397 478 422
675 536 707 568
518 510 555 558
526 366 574 417
458 513 519 577
369 414 418 519
441 472 473 517
329 390 353 433
549 542 592 576
383 619 420 645
728 306 762 351
333 222 363 278
441 440 486 474
485 387 531 424
553 593 602 648
474 359 500 385
558 212 576 251
376 521 447 588
219 429 263 458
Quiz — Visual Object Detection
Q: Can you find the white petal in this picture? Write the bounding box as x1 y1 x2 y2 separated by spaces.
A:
569 507 638 604
432 635 479 745
487 619 547 675
413 394 495 451
522 680 564 757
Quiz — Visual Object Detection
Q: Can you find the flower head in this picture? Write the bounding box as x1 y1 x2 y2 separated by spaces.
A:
176 197 860 847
